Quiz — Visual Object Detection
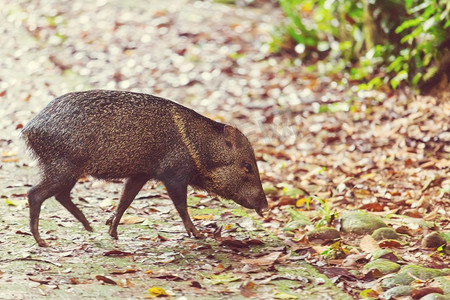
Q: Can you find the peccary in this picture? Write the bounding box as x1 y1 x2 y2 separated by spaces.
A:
22 90 268 246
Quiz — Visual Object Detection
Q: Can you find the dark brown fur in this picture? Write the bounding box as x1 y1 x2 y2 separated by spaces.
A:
22 90 267 246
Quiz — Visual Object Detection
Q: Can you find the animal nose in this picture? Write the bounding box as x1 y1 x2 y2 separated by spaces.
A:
255 205 269 217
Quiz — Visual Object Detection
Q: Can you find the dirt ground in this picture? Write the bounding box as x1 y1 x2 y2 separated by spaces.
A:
0 0 448 299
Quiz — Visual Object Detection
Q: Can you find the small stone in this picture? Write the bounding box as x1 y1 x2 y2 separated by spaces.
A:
382 286 413 299
372 227 401 241
363 258 400 275
418 293 448 300
434 276 450 294
422 232 447 249
381 265 450 289
340 211 387 235
306 227 340 242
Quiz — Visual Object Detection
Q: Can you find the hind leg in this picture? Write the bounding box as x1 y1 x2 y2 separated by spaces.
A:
28 180 65 247
28 160 82 247
55 182 92 232
108 175 149 239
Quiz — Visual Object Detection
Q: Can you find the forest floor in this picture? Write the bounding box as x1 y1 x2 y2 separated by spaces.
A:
0 0 449 299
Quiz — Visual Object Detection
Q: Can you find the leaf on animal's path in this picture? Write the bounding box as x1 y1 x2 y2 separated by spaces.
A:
240 281 257 298
360 202 384 212
244 238 264 246
153 274 184 281
95 275 117 285
1 152 18 162
360 235 380 253
241 251 282 266
5 198 19 206
120 215 146 225
411 287 444 299
353 188 371 199
404 209 422 218
193 214 213 220
359 289 379 298
219 238 249 249
311 244 330 255
362 269 383 280
274 196 296 208
148 286 169 297
241 264 263 273
203 273 241 285
395 225 416 236
156 234 168 242
155 252 178 264
378 240 403 248
110 268 138 275
69 278 82 284
16 230 31 236
319 267 358 281
224 223 233 230
342 254 367 267
296 197 309 207
103 250 133 257
194 244 212 251
29 277 51 284
213 263 226 274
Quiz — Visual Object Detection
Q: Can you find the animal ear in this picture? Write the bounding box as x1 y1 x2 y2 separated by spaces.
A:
224 125 238 149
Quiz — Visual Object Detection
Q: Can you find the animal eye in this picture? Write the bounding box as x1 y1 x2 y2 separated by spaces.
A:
244 163 252 173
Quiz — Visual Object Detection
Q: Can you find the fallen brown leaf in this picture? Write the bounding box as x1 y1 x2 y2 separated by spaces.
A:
120 215 146 225
240 281 257 298
360 235 380 253
411 287 444 299
95 275 117 285
241 252 282 266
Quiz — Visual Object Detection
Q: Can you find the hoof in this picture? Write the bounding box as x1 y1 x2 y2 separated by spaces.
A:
37 240 49 247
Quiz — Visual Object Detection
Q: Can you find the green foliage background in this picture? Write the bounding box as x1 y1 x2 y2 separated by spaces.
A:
271 0 450 90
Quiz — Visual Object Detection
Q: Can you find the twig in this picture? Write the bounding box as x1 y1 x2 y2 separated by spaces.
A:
0 257 62 267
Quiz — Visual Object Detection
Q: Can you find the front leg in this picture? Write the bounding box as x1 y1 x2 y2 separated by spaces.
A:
108 175 149 239
164 180 203 238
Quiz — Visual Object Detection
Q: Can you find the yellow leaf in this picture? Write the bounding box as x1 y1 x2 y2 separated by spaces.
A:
2 158 18 162
296 198 309 207
5 199 17 206
2 151 16 157
148 286 168 297
193 215 213 220
224 224 233 230
361 173 375 180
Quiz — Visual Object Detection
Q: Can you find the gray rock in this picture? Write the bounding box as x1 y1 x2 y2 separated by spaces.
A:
340 211 387 235
382 286 413 299
372 227 401 241
307 227 340 242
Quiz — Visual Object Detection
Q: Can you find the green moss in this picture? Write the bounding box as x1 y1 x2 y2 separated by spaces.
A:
434 276 450 294
340 211 387 235
363 259 400 275
371 227 401 241
381 265 450 288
